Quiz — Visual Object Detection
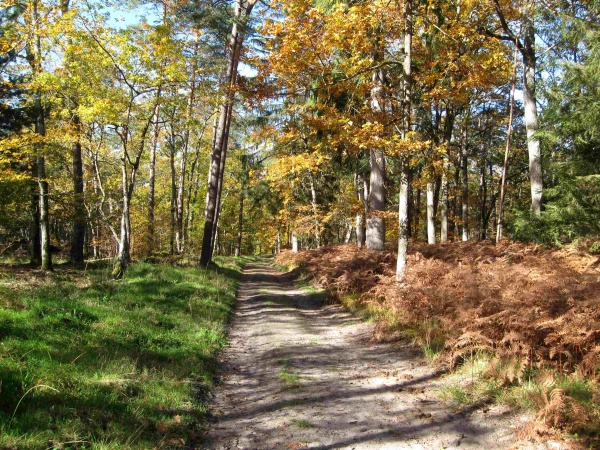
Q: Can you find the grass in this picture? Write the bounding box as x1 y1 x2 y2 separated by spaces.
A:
291 419 315 429
278 367 301 388
438 352 600 443
0 256 248 449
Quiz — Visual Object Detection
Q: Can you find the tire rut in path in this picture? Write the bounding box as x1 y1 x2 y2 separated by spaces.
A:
202 260 549 450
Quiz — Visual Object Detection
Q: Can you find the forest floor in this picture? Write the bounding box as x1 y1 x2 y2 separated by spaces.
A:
203 259 567 449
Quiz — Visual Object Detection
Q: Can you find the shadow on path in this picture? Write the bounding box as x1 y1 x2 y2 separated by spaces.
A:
202 261 533 450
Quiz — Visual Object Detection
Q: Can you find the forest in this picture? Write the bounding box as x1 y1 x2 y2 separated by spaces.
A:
1 0 600 447
0 0 599 273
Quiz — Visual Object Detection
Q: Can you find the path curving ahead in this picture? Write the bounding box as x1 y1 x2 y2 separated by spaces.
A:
202 260 552 450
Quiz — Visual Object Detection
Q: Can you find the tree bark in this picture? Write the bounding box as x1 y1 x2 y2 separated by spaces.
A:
397 0 412 282
170 142 177 256
522 8 542 216
355 173 366 249
147 103 160 256
427 181 436 244
366 68 386 250
25 0 52 271
440 157 449 243
176 36 198 254
309 174 320 248
497 43 519 243
29 160 41 266
461 124 469 242
201 0 257 266
70 115 85 264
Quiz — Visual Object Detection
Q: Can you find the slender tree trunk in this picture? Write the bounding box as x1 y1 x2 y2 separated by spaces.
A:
309 174 320 248
276 229 281 254
427 182 436 244
26 0 51 271
113 157 131 279
397 165 410 281
235 192 244 257
367 68 386 250
201 0 257 266
292 231 299 253
461 124 469 242
176 37 198 254
70 116 85 263
170 147 176 255
522 6 542 216
440 158 449 243
147 104 160 256
60 0 84 264
29 160 41 266
397 0 412 281
355 173 366 249
113 118 151 278
497 44 519 243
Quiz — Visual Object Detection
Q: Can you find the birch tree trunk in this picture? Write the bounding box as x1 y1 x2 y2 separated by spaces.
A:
397 0 412 282
461 124 469 242
292 231 299 253
522 6 543 216
427 181 436 244
440 158 449 243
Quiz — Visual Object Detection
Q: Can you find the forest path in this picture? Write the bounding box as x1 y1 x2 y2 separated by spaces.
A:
202 260 551 450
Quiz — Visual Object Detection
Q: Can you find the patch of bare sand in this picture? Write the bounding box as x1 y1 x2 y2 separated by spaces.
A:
203 260 559 450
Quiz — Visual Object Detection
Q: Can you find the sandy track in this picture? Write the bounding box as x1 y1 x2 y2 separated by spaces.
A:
202 260 555 450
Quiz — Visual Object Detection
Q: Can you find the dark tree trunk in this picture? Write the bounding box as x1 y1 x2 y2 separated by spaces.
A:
70 115 85 264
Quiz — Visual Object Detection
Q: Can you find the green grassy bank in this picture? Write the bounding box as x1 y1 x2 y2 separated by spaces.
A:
0 257 247 449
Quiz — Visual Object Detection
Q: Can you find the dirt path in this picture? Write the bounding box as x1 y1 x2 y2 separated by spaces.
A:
203 260 556 450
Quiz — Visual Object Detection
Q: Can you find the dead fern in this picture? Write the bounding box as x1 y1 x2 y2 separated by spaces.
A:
536 389 588 433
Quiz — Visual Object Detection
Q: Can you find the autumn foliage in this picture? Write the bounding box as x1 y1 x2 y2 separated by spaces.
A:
277 242 600 372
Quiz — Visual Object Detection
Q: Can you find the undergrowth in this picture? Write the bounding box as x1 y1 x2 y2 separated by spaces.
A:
0 256 248 449
276 242 600 445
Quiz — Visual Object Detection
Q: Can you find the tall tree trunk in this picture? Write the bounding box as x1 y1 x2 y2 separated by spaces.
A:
176 36 198 254
70 115 85 264
522 8 542 216
494 1 542 216
235 190 244 257
355 173 366 249
113 156 131 279
112 118 151 279
309 174 320 248
26 0 52 271
292 231 299 253
461 124 469 242
170 146 177 256
29 160 41 266
497 43 519 243
201 0 257 267
60 0 85 264
367 68 386 250
147 103 160 256
397 0 412 282
427 181 436 244
440 158 449 243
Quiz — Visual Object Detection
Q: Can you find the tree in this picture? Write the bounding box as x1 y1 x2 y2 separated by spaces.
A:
201 0 258 266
